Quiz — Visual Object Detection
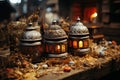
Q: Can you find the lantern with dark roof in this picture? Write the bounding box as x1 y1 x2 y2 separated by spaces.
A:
68 17 90 55
44 19 68 57
20 23 43 62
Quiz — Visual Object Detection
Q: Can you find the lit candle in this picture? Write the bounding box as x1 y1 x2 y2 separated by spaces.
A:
56 45 61 53
73 40 77 48
79 40 83 48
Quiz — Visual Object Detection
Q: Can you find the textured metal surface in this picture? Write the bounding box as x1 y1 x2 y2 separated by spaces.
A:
44 22 68 40
20 23 42 46
69 17 89 36
21 23 42 40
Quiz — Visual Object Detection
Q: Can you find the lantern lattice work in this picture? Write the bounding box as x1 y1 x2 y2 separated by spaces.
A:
69 17 90 55
44 20 68 57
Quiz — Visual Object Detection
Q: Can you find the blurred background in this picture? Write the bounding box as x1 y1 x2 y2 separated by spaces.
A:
0 0 119 21
0 0 120 45
0 0 120 43
0 0 120 22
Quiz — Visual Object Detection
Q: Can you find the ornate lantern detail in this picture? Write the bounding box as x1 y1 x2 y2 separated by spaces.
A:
44 20 68 57
20 23 43 62
69 17 90 55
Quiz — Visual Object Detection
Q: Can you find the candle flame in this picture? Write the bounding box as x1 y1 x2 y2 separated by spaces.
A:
91 12 97 18
56 45 61 53
57 45 60 50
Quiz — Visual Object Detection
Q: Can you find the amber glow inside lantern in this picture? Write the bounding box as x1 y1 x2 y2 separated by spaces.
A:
45 43 67 54
84 39 89 48
73 40 77 48
56 45 61 53
62 44 66 52
44 40 68 57
70 39 89 49
79 40 83 48
69 17 90 55
44 20 68 57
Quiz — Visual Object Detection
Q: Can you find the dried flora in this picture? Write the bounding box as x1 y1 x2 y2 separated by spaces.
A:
0 29 120 80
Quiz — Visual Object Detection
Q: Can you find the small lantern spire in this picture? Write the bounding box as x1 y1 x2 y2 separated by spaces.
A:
52 19 57 25
77 17 80 22
28 22 32 27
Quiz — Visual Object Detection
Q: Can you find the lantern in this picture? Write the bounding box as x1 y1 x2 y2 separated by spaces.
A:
20 23 43 62
44 20 68 57
69 17 90 55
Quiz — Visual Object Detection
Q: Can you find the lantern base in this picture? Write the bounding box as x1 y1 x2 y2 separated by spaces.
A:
48 52 68 58
73 48 90 56
20 45 43 63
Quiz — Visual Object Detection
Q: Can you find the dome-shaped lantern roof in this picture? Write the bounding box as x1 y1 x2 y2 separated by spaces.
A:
21 23 42 41
69 17 89 36
44 19 68 40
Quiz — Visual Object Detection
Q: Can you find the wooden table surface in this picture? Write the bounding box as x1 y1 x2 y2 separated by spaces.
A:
38 55 120 80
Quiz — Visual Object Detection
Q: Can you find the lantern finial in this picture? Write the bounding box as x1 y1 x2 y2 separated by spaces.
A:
28 22 32 27
52 19 57 25
77 17 80 22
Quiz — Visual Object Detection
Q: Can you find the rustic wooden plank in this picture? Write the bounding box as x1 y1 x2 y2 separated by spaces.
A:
38 57 120 80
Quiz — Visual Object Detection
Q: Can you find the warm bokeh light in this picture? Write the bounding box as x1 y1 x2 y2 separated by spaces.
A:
84 7 97 22
91 12 97 18
84 40 88 48
90 12 97 22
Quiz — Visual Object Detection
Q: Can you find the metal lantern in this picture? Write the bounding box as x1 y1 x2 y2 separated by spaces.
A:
20 23 43 62
69 17 90 55
44 20 68 57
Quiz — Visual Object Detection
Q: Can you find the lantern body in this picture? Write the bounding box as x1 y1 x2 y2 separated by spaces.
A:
44 39 68 57
44 20 68 57
20 45 43 62
69 18 90 55
20 23 43 62
69 37 89 55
